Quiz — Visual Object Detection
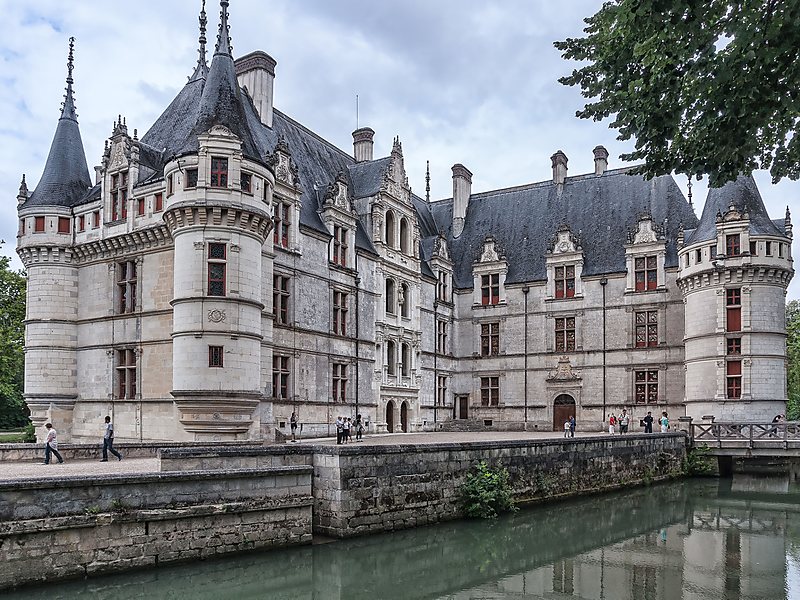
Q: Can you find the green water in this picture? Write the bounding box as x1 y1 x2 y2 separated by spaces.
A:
9 477 800 599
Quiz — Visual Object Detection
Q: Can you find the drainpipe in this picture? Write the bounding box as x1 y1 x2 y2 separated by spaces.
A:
355 271 361 427
433 297 438 425
522 286 529 427
600 277 608 424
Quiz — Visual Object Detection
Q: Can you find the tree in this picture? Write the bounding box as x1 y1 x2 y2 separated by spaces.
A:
788 300 800 421
555 1 800 187
0 243 27 429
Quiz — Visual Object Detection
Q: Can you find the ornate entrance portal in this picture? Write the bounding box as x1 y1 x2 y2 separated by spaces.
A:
553 394 576 431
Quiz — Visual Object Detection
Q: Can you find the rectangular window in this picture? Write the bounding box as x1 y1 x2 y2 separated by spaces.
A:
137 198 145 216
726 234 741 256
210 157 228 188
57 217 70 234
167 174 174 197
436 375 448 406
93 211 100 228
185 169 198 189
332 363 348 403
554 265 576 299
154 193 163 212
749 241 757 256
273 274 290 325
634 370 658 404
207 242 227 297
481 273 500 305
436 319 447 354
240 172 252 193
480 376 499 407
726 360 742 399
726 338 741 355
779 243 784 258
695 249 702 264
480 322 500 356
333 290 348 336
116 261 137 314
726 288 741 332
765 241 772 256
116 349 137 399
634 256 658 291
273 200 290 248
437 270 449 302
332 225 348 267
635 310 658 348
208 346 224 368
20 219 25 235
111 171 128 221
34 216 45 232
555 317 576 352
710 245 717 259
272 355 290 399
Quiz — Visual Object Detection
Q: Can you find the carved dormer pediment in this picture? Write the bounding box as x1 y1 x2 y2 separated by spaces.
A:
433 234 450 261
549 224 581 255
547 355 581 382
477 235 504 264
267 136 300 188
322 172 353 213
718 204 749 223
627 213 665 245
208 124 235 137
381 137 411 203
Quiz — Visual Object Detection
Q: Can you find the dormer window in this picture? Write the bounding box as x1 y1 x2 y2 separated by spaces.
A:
554 265 575 299
481 274 500 305
240 172 252 194
437 270 450 302
111 170 128 221
34 217 45 232
210 157 228 188
332 225 348 267
634 256 657 291
726 234 740 256
273 199 290 249
186 169 198 189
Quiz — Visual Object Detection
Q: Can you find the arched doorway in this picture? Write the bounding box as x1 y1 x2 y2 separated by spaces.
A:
400 401 409 433
386 401 395 433
553 394 576 431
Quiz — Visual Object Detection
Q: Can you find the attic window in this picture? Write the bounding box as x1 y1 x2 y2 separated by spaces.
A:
154 193 163 212
726 234 740 256
554 265 575 299
186 169 198 189
57 217 70 234
34 216 45 232
210 157 228 188
240 172 252 194
481 274 500 305
634 256 657 291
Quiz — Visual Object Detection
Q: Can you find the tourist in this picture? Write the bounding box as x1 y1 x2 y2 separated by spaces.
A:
660 412 669 433
100 416 122 462
641 411 654 434
356 414 364 442
346 417 354 443
290 411 298 442
619 409 630 434
335 416 344 444
569 416 576 438
43 423 63 465
342 417 350 444
608 414 616 435
563 418 571 438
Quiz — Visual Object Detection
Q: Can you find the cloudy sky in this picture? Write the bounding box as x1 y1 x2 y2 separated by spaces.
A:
1 0 797 298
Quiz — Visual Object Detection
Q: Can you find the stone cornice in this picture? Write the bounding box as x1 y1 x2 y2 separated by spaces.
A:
677 264 793 293
164 204 272 243
18 246 77 268
70 224 173 264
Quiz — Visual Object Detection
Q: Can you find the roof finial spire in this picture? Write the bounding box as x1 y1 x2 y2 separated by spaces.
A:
425 160 431 203
60 37 78 122
189 0 209 81
215 0 233 57
687 176 693 209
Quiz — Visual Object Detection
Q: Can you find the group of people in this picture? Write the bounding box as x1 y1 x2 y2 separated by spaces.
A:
608 410 670 435
42 416 123 465
562 416 577 438
335 414 365 444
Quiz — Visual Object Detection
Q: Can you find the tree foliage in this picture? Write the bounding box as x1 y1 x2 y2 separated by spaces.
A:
458 461 518 519
788 300 800 421
0 244 27 429
555 1 800 187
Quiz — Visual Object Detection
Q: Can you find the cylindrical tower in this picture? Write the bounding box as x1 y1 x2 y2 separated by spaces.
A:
678 176 794 421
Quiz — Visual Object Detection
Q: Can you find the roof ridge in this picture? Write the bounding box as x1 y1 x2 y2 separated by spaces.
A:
272 107 354 163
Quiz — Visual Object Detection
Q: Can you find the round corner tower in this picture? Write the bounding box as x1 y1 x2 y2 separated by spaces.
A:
677 176 794 422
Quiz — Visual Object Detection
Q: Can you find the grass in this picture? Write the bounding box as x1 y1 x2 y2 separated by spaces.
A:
0 430 29 443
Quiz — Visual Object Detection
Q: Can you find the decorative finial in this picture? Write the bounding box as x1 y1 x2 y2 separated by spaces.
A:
215 0 233 56
786 206 793 239
133 128 138 140
60 37 78 121
66 37 75 85
686 177 693 208
18 174 28 196
425 160 431 203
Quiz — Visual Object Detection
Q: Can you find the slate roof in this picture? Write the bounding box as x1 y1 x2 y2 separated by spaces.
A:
428 168 699 289
348 157 391 199
685 175 785 245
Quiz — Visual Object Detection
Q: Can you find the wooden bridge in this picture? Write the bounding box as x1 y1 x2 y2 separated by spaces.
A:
690 422 800 457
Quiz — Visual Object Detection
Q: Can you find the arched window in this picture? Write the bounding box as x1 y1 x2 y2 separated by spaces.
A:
401 343 410 376
387 341 396 375
399 217 410 254
400 282 410 318
385 210 396 248
385 278 396 314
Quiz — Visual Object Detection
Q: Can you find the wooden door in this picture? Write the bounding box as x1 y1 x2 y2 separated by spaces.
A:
400 402 408 433
553 394 576 431
386 401 395 433
457 395 469 420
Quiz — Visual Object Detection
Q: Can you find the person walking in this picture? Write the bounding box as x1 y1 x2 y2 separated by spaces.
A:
660 412 669 433
335 416 344 444
569 415 576 438
619 409 630 434
642 411 654 434
100 416 123 461
290 411 298 442
342 417 351 444
608 414 617 435
356 414 364 442
563 418 571 438
43 423 64 465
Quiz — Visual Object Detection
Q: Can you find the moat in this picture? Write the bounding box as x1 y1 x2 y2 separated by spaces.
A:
9 477 799 599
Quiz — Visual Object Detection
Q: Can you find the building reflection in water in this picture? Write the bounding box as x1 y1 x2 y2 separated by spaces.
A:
5 478 794 600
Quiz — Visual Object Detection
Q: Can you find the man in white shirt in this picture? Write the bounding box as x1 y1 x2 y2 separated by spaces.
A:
619 409 630 434
101 416 123 461
43 423 64 465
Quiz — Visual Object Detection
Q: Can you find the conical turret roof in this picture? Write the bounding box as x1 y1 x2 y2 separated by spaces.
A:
25 37 91 208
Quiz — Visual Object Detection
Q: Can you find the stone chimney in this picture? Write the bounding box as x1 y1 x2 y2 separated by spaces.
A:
235 51 277 128
452 163 473 238
551 151 568 185
353 127 375 163
593 145 609 175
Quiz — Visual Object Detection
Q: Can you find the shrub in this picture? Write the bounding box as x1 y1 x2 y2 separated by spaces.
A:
684 445 715 476
458 461 517 519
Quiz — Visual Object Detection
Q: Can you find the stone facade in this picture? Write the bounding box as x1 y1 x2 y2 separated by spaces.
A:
15 3 793 444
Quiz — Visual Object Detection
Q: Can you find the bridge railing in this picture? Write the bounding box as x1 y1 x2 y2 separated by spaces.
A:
691 422 800 449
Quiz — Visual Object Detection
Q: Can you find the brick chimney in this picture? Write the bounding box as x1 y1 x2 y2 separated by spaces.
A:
593 145 609 176
353 127 375 163
235 51 277 128
452 163 472 238
551 151 568 185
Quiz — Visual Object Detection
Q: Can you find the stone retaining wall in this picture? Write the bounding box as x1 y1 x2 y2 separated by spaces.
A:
0 440 263 462
312 433 687 537
0 466 312 590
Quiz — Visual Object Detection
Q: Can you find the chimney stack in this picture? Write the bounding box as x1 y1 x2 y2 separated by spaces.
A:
352 127 375 163
452 163 473 238
593 145 609 176
551 151 568 185
235 51 277 128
